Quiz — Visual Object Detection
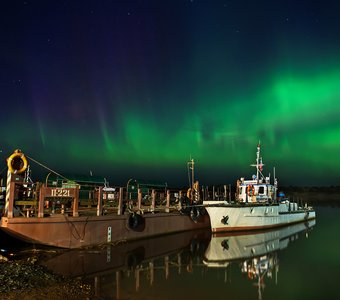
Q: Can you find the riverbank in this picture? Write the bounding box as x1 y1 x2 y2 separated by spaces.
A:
0 255 92 299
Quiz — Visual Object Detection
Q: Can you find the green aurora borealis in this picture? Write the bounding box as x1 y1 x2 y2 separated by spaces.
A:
1 1 340 186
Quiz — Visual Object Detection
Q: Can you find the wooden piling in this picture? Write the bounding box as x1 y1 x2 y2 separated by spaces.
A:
117 187 123 215
72 185 79 217
38 184 45 218
97 187 103 216
178 190 182 211
165 190 170 212
151 189 156 212
137 188 142 210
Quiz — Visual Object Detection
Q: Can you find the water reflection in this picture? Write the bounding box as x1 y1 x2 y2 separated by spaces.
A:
37 221 315 299
204 220 315 299
39 230 210 298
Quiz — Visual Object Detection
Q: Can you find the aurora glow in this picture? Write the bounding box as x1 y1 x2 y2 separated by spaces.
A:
1 0 340 186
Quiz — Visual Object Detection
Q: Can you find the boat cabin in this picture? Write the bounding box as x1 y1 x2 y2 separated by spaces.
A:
237 178 277 204
235 143 278 204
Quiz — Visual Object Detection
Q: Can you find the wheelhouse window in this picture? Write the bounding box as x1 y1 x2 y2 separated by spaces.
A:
258 186 265 194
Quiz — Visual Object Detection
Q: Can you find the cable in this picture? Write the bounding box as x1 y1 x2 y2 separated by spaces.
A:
26 154 77 184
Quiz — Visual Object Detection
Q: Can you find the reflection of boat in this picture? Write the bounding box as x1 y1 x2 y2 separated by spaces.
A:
26 222 314 300
40 229 210 278
203 220 315 299
35 229 210 298
204 219 315 265
0 150 209 248
204 143 316 232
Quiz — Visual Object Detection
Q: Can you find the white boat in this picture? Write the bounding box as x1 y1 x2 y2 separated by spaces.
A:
203 143 316 233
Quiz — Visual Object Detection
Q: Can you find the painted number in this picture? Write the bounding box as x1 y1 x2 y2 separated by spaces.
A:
50 189 70 197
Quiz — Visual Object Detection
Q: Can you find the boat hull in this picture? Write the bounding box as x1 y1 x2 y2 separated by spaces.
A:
204 201 316 232
0 212 210 249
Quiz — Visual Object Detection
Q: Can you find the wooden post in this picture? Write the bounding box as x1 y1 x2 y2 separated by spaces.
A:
73 185 79 217
229 184 231 203
137 188 142 210
165 190 170 212
4 170 12 218
7 182 16 219
5 171 15 218
151 189 155 212
97 186 103 216
117 187 123 215
38 185 45 218
178 190 182 211
5 172 25 218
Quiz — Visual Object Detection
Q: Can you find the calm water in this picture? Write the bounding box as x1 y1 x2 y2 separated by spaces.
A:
2 204 340 300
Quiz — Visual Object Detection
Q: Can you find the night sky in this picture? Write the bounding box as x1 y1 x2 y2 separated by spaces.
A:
1 0 340 187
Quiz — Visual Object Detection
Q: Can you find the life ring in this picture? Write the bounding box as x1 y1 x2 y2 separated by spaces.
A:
187 188 193 200
7 149 28 174
247 185 255 197
187 184 200 204
248 269 254 280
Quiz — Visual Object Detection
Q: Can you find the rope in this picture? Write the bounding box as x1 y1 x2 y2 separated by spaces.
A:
26 154 76 184
64 214 89 241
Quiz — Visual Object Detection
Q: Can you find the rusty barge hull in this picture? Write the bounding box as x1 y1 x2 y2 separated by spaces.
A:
0 213 210 249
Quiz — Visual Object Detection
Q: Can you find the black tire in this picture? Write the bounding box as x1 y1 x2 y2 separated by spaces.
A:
127 213 145 231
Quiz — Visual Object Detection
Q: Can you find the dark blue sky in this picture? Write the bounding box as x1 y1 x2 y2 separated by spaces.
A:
1 0 340 187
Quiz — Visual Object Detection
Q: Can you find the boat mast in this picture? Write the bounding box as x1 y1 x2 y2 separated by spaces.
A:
250 143 262 184
188 158 194 190
256 143 260 183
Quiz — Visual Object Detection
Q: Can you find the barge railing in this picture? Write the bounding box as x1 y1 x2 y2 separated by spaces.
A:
3 171 195 219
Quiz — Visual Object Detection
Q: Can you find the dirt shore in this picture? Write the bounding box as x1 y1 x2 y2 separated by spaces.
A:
0 256 93 300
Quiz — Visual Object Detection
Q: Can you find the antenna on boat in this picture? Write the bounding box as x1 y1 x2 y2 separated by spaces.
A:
251 141 265 183
187 156 195 190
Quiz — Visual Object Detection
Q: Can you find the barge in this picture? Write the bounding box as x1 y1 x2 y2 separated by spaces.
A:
0 150 209 248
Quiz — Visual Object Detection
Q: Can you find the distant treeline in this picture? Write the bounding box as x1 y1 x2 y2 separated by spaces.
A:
282 186 340 193
281 186 340 206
